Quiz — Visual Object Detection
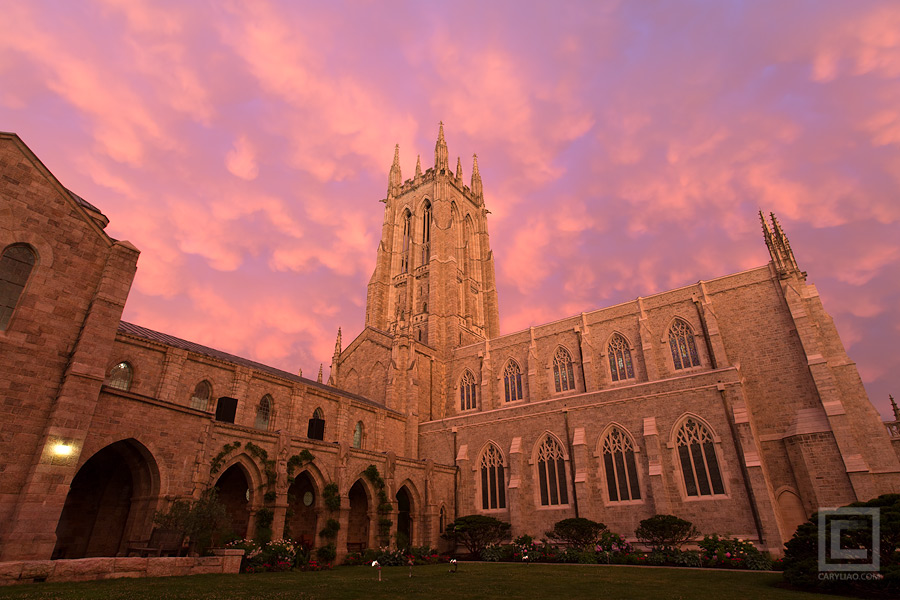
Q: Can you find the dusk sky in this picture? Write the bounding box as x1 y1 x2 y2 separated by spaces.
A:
2 1 898 419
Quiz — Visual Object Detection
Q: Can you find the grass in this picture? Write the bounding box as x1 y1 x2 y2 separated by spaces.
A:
0 563 851 600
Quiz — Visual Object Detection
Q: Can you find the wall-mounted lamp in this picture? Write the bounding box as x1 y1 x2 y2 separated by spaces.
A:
51 443 74 457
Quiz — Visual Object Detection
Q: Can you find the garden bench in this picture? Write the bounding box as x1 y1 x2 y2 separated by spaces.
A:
126 528 185 557
347 542 366 553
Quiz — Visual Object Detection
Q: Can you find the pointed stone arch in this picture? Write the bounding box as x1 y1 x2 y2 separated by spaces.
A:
595 423 642 503
395 479 420 548
660 316 703 370
550 345 576 393
604 331 637 382
344 368 360 395
54 438 160 559
287 467 325 546
459 368 477 411
531 432 571 507
347 477 374 551
775 486 808 540
669 413 726 498
502 358 524 403
370 361 387 403
214 453 263 539
475 441 507 511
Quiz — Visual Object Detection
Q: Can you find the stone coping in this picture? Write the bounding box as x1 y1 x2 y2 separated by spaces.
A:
0 549 244 586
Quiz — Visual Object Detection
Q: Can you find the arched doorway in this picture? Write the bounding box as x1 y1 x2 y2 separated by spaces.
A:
347 480 369 551
53 439 158 559
215 464 251 539
396 486 413 549
287 471 318 547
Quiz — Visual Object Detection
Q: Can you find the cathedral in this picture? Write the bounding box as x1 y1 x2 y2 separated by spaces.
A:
1 125 898 565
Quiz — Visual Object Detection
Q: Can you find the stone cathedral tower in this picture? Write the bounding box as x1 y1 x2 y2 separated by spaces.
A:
364 123 500 345
336 124 500 455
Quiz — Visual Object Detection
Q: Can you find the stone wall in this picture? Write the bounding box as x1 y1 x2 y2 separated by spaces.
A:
0 549 244 586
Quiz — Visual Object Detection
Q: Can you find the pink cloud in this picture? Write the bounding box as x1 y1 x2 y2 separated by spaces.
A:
2 0 899 418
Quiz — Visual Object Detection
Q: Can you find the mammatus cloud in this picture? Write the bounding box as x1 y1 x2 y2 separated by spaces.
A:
1 0 898 419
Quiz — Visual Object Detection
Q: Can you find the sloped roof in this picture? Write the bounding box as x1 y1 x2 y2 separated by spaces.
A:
117 321 392 412
66 188 103 214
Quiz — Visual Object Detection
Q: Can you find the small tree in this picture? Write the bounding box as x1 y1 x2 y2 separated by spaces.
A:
783 494 899 595
546 518 607 550
154 488 232 555
442 515 511 556
635 514 699 552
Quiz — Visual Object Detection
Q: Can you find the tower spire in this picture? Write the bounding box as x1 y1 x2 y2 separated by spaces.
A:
387 144 401 198
317 363 323 383
761 211 799 277
415 154 422 181
471 154 483 203
891 394 899 422
456 156 463 180
434 121 449 172
328 327 342 386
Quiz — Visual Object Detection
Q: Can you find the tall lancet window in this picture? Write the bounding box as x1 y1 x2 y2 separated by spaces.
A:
480 444 506 510
401 210 411 273
553 347 575 392
668 319 701 370
608 334 635 382
255 395 273 430
504 361 523 403
675 417 725 497
536 436 568 506
421 201 432 265
601 427 641 502
460 370 477 411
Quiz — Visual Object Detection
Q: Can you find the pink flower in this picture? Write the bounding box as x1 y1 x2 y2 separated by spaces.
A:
725 552 731 558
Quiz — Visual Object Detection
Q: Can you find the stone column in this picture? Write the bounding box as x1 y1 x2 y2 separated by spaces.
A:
642 417 670 515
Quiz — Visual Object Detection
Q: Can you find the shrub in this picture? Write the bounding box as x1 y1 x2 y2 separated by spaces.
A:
153 489 232 556
408 545 443 565
698 535 770 570
635 514 699 552
546 517 607 550
316 544 337 565
596 530 633 564
442 515 511 556
674 550 703 568
480 543 512 562
783 493 899 595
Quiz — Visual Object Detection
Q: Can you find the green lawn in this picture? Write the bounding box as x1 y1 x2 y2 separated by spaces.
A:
0 563 850 600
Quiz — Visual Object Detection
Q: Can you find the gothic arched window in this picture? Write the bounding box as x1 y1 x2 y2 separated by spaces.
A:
601 427 641 502
0 244 36 330
668 319 701 370
553 347 575 392
421 200 432 265
352 421 364 448
400 210 411 273
190 380 212 410
675 417 725 497
504 361 523 403
608 334 635 382
106 361 133 391
308 407 325 440
480 444 506 510
460 370 477 411
255 395 273 430
536 436 568 506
